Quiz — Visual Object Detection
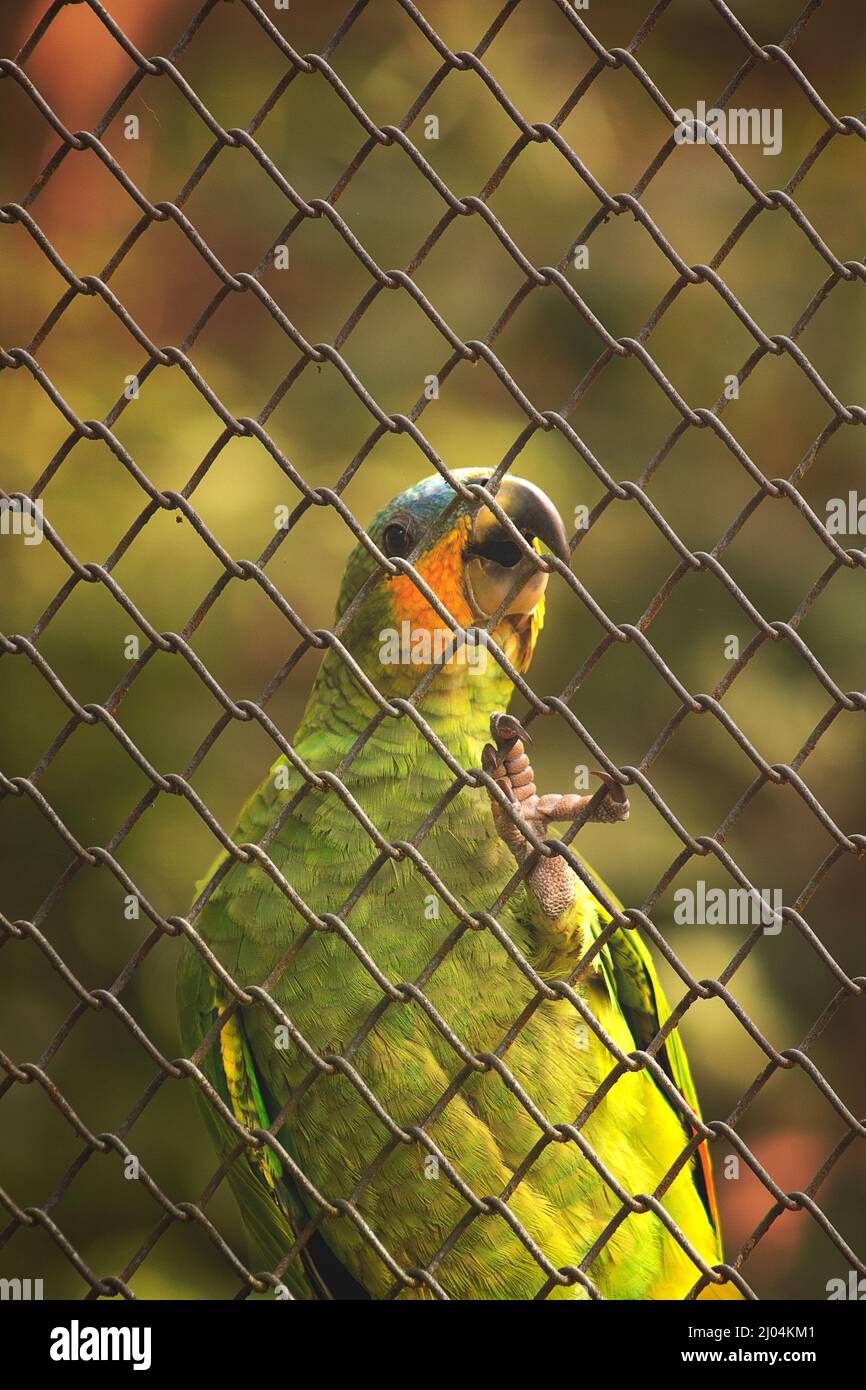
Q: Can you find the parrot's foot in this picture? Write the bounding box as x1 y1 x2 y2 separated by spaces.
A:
482 712 628 918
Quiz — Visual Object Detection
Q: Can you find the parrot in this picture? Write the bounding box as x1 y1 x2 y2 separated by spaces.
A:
177 469 740 1300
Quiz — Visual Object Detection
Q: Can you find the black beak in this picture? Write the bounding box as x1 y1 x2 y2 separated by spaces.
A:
468 476 571 568
463 475 570 621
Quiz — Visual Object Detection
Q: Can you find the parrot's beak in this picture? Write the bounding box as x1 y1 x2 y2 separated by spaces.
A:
463 477 570 621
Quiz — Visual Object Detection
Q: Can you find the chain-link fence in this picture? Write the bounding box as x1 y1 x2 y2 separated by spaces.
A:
1 0 864 1301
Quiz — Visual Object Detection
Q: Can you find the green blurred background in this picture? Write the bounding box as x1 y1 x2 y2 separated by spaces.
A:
1 0 863 1299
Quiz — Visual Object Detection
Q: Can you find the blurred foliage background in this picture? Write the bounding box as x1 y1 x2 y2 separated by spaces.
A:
0 0 863 1300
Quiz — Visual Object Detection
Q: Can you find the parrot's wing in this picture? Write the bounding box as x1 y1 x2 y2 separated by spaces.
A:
177 942 370 1300
584 866 722 1251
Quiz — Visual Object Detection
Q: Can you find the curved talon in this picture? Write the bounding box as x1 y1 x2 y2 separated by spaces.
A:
482 742 515 801
588 770 630 823
591 770 628 804
490 711 532 746
481 742 498 774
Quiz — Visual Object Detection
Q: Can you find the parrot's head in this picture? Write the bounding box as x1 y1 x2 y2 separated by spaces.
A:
334 470 569 700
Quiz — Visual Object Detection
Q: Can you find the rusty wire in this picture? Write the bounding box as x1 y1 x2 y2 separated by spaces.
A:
0 0 864 1301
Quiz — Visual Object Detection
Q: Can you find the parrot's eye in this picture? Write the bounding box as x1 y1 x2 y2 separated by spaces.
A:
382 521 413 558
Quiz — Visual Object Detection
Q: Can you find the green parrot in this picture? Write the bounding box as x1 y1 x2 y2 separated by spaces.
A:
177 470 740 1300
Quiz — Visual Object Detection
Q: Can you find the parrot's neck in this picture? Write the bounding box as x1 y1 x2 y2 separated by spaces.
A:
296 645 517 777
